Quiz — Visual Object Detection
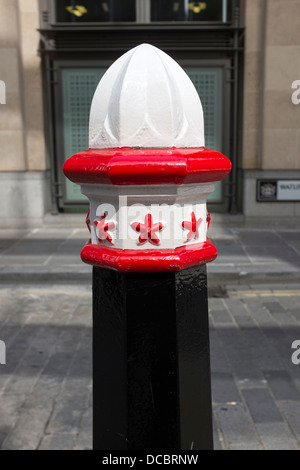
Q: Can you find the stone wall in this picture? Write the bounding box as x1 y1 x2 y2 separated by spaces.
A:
0 0 49 225
263 0 300 171
242 0 300 219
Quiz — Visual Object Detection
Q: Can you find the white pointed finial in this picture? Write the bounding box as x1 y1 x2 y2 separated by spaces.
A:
89 44 205 149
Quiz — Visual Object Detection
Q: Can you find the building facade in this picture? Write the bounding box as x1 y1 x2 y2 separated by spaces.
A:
0 0 299 227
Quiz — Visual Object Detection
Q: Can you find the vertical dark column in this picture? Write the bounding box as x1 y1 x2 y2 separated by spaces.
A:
93 267 128 450
92 265 213 451
125 272 179 450
176 265 214 451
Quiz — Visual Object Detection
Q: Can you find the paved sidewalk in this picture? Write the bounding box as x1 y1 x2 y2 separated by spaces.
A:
0 283 300 450
0 222 300 450
211 285 300 450
0 224 299 284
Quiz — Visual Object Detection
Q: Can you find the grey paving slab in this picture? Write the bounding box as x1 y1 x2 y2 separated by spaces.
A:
214 403 262 450
223 298 250 316
278 294 300 311
209 329 232 375
208 263 300 286
0 256 50 266
255 422 299 451
45 394 88 435
233 314 256 329
25 229 73 240
70 228 90 239
38 432 78 451
233 229 284 246
244 297 279 327
245 245 300 265
0 265 92 283
241 388 283 424
1 396 53 450
277 230 300 242
277 401 300 443
1 239 61 257
209 226 237 240
212 239 250 263
0 239 18 254
288 309 300 323
0 393 27 448
248 283 300 290
208 298 226 311
263 370 300 401
288 241 300 255
74 405 92 451
212 416 223 450
262 300 287 314
50 239 87 256
0 229 32 240
236 325 284 372
213 326 264 381
210 309 234 326
46 255 82 266
211 372 241 404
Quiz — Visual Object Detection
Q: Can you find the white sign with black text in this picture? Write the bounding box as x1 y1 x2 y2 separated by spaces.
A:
277 181 300 201
257 180 300 202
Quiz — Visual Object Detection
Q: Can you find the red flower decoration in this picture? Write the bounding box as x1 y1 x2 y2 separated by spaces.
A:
206 210 211 231
182 212 202 242
131 214 163 246
94 214 116 245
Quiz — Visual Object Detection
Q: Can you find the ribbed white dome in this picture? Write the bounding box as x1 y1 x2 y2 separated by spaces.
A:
89 44 205 149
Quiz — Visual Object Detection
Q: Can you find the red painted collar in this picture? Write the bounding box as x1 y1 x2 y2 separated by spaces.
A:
81 239 218 272
63 147 231 186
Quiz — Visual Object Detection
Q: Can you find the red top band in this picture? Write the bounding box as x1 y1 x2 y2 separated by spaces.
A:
63 147 231 186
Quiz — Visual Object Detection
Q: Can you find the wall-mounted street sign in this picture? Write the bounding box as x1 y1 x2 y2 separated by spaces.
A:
257 180 300 202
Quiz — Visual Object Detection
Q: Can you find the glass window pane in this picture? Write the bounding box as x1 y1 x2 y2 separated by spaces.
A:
55 0 136 23
188 0 223 21
151 0 186 22
151 0 227 22
184 66 223 202
226 0 232 22
62 68 107 202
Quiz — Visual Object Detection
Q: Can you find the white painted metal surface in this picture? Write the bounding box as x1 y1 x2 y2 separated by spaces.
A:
80 44 220 251
81 183 214 249
89 44 205 149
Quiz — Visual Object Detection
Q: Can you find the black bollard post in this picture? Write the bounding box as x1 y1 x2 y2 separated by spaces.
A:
63 44 231 452
92 265 213 451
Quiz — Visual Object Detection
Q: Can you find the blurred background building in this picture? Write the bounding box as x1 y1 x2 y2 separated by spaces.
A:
0 0 299 227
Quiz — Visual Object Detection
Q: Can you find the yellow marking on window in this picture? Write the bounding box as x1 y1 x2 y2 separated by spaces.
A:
66 5 88 17
188 2 207 14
